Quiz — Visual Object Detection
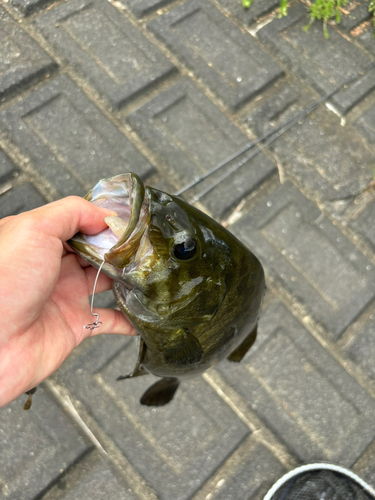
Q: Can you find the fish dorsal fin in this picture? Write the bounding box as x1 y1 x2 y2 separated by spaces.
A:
140 378 180 406
227 324 257 363
162 328 203 366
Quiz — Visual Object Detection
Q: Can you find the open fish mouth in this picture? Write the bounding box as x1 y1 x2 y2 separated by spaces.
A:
69 173 150 273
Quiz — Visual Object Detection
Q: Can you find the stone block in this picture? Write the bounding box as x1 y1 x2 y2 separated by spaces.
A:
127 79 276 219
56 335 249 500
9 0 53 16
118 0 176 18
348 199 375 253
356 23 375 53
231 182 375 340
217 297 375 464
42 451 138 500
0 385 92 500
0 183 46 219
245 82 374 217
337 0 371 31
201 437 285 500
355 102 375 145
216 0 280 26
0 6 57 102
35 0 176 110
342 308 375 387
0 75 154 199
258 4 375 115
148 0 283 110
0 149 17 183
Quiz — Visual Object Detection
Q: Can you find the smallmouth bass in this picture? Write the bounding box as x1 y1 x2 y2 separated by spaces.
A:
69 173 265 406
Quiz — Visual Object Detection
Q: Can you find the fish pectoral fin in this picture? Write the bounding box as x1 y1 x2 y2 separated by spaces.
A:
162 328 203 366
117 337 148 380
140 378 180 406
227 324 258 363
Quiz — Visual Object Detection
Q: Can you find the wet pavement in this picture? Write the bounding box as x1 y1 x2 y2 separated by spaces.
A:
0 0 375 498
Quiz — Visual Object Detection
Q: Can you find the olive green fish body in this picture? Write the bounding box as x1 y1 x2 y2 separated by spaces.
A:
69 173 265 405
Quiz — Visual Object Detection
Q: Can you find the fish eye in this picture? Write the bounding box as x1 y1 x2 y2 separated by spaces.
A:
172 237 197 260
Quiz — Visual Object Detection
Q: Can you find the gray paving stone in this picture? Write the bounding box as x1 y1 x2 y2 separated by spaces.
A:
118 0 177 18
41 451 137 500
257 4 375 115
35 0 176 110
0 6 57 103
148 0 283 110
9 0 53 16
0 75 154 198
0 183 46 218
0 385 92 500
245 82 374 216
202 438 285 500
355 101 375 145
217 297 375 465
216 0 280 26
231 182 375 340
337 0 371 31
128 79 276 218
0 149 17 183
348 199 375 252
56 335 249 500
357 23 375 53
342 308 375 387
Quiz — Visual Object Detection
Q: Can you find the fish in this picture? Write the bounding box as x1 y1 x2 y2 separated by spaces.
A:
69 173 265 406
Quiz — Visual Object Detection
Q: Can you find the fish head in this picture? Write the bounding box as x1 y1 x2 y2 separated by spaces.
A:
69 173 231 327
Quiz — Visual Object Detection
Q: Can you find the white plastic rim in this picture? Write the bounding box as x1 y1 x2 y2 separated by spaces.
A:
263 463 375 500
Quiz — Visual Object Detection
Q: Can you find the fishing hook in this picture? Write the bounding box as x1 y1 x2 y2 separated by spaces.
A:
83 260 105 332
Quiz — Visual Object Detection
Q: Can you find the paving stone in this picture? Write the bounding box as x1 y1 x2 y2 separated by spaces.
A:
0 75 154 199
342 308 375 387
257 4 375 115
355 101 375 145
41 451 137 500
216 0 280 26
0 385 92 500
9 0 53 16
0 183 46 218
356 23 375 53
348 199 375 252
56 334 249 500
245 82 374 216
231 182 375 340
201 437 285 500
148 0 283 110
217 297 375 465
337 0 371 32
0 6 57 103
35 0 176 110
0 149 17 183
118 0 177 18
128 79 276 218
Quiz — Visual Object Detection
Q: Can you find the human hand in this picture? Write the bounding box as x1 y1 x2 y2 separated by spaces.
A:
0 196 135 408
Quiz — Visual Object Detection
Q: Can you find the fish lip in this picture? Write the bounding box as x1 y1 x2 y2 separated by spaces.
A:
68 173 149 273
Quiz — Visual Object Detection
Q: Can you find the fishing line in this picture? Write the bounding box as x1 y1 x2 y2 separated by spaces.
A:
175 61 375 201
83 260 105 332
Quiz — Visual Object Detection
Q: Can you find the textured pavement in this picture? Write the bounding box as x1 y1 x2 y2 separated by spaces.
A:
0 0 375 498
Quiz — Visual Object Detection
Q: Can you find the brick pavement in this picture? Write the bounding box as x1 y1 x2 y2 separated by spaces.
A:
0 0 374 498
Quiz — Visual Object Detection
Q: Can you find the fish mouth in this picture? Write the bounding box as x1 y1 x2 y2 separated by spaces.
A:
69 173 150 277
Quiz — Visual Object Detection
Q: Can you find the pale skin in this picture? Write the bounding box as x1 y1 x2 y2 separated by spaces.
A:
0 196 136 408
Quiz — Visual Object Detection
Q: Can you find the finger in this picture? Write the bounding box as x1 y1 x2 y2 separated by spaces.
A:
85 266 114 294
84 308 137 338
20 196 116 242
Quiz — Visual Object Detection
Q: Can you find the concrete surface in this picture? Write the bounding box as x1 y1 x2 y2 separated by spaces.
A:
0 0 374 498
